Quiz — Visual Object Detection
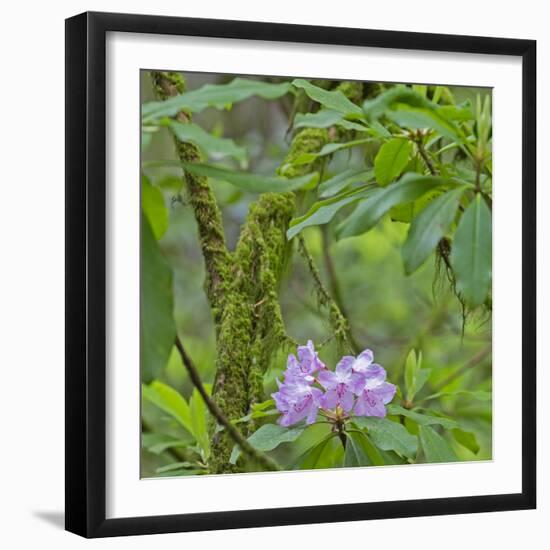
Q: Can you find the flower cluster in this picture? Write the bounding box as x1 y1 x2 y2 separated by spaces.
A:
272 341 396 427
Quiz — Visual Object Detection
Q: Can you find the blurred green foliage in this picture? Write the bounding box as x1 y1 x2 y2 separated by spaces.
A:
140 71 492 477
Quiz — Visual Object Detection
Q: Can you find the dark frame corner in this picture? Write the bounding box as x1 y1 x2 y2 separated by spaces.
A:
65 11 536 538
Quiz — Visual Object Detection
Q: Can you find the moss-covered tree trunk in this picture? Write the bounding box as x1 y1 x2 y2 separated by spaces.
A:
151 72 359 473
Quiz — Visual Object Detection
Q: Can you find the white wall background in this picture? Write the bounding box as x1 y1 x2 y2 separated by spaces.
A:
0 1 546 547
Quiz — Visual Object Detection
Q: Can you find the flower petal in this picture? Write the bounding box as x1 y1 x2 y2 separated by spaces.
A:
321 388 338 409
354 390 387 417
341 390 355 412
318 368 337 390
363 363 387 389
372 382 396 404
352 349 374 372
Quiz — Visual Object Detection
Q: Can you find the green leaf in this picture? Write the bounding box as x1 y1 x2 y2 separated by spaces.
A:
336 173 462 239
141 175 169 240
142 433 190 455
142 78 292 120
387 404 459 430
168 121 248 166
404 349 431 402
344 431 372 467
289 138 374 166
452 428 480 454
292 79 364 117
229 423 305 464
292 434 338 470
141 380 193 434
155 462 200 474
181 162 318 193
140 214 175 382
419 425 458 463
141 130 153 151
402 187 466 274
374 138 413 186
387 107 461 141
286 187 373 240
405 349 418 400
438 105 474 121
423 390 492 402
190 386 211 458
344 431 385 467
363 86 435 119
450 194 492 307
352 417 418 458
318 168 374 198
294 110 369 132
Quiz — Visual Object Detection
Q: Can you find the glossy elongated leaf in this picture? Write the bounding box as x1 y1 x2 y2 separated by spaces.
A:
387 107 461 141
287 187 373 240
404 349 431 402
155 462 201 474
140 214 175 382
344 431 373 467
374 138 413 186
142 433 190 455
438 105 474 121
352 417 418 458
452 428 480 454
168 121 247 166
318 168 374 198
387 404 459 430
344 430 385 467
363 86 435 118
294 110 369 132
181 162 318 193
292 434 338 470
190 386 211 458
141 175 168 240
230 423 305 464
419 425 458 463
290 138 374 166
450 194 492 306
402 187 466 274
292 79 364 117
141 380 193 434
337 173 461 239
142 78 292 121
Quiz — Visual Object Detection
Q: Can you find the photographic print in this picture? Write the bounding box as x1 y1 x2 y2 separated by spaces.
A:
140 71 493 478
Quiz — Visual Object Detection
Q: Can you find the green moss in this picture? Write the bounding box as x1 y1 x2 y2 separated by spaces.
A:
151 70 186 98
208 193 296 473
335 80 364 104
277 128 328 178
151 72 229 321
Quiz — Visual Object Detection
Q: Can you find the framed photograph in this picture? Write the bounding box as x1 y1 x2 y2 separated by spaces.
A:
65 11 536 538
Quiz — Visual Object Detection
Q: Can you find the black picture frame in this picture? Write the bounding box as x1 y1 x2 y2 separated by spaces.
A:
65 11 537 538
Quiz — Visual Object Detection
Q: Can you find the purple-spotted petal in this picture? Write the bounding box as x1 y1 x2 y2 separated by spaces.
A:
349 371 367 395
371 382 396 404
354 389 387 417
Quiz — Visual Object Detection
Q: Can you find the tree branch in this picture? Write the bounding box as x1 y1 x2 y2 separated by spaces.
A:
175 337 281 472
297 235 355 354
320 224 361 352
150 72 230 319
